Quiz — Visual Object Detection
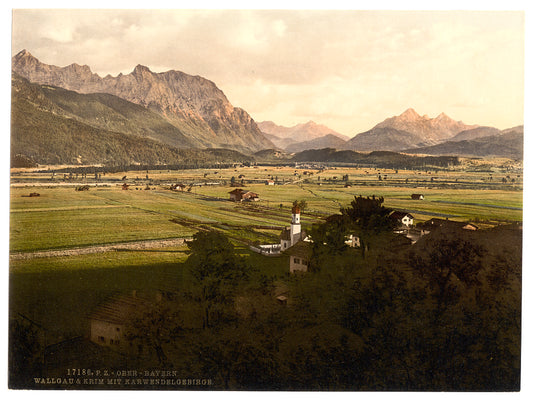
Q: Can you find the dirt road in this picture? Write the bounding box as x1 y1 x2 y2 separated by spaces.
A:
10 237 192 261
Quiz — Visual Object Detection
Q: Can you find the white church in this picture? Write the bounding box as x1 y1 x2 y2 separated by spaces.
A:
251 204 308 256
280 204 307 251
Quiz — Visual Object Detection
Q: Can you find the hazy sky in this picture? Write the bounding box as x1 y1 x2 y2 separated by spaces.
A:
11 8 525 136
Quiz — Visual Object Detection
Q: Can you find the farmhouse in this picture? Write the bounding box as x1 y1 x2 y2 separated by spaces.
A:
88 291 161 352
170 183 186 191
390 211 414 227
266 180 275 185
285 240 313 273
228 188 260 202
411 194 424 200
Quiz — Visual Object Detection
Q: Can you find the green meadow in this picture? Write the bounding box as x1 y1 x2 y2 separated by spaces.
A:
9 163 522 345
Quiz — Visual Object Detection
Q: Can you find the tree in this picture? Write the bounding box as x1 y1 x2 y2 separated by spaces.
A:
187 231 250 328
408 230 485 320
308 217 350 272
125 298 182 365
293 199 308 213
9 316 43 388
340 195 394 258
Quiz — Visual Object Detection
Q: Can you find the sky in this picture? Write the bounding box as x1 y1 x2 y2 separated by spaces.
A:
9 6 526 137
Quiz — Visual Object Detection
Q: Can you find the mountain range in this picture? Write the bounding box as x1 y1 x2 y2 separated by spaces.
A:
257 109 522 159
11 50 523 164
12 49 273 153
258 120 349 142
343 108 479 152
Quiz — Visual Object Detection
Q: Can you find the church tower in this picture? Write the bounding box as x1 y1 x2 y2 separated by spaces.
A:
290 205 301 245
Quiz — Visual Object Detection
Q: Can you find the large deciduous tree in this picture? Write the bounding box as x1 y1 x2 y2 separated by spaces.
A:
187 230 250 328
341 195 394 257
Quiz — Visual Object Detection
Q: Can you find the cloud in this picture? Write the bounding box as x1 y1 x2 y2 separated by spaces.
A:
11 9 525 133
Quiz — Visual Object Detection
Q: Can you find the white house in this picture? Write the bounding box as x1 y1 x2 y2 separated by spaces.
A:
390 211 414 227
285 241 313 273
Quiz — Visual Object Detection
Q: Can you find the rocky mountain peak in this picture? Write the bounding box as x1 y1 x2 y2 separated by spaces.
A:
373 108 478 143
132 64 152 76
399 108 420 120
65 63 93 76
12 49 39 68
435 112 451 121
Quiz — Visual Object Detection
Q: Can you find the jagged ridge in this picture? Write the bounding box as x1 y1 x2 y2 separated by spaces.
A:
12 50 274 153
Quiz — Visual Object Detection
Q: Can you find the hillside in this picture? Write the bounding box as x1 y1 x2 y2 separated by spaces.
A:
343 127 426 152
285 134 347 153
11 73 251 166
448 126 501 142
12 50 274 153
292 148 459 168
404 128 523 160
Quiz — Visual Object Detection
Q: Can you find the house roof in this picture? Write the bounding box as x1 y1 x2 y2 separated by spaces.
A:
229 188 246 195
284 240 313 259
390 211 414 220
88 294 152 325
417 218 467 231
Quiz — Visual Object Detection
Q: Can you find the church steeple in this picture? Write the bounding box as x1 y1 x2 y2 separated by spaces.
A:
291 205 301 224
290 205 301 244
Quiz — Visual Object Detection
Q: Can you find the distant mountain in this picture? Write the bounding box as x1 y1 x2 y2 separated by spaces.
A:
342 127 426 152
343 108 489 152
292 148 459 168
10 73 251 166
253 148 291 161
262 132 297 150
285 134 347 153
449 126 501 142
257 120 350 144
12 49 274 153
404 126 523 160
373 108 478 144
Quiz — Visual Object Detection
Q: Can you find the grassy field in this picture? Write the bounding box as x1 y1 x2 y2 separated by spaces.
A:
10 164 522 255
9 162 522 345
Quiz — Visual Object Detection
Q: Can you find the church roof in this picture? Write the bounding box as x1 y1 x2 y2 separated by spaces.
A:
284 241 313 259
280 227 291 240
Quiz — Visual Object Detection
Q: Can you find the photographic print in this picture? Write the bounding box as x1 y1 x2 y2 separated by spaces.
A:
9 8 524 391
